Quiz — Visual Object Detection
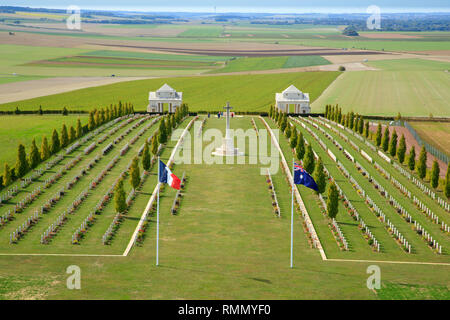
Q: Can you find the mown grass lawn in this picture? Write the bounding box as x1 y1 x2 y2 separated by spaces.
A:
0 114 88 168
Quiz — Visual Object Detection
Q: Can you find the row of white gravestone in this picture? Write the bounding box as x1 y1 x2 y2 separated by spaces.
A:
331 218 348 251
72 212 95 244
361 149 373 164
374 161 391 179
84 141 96 155
102 213 121 245
391 176 412 198
266 170 280 217
413 195 449 234
389 194 413 223
9 209 41 244
359 219 381 252
0 186 18 205
350 140 360 152
90 156 119 190
343 149 355 163
97 133 109 144
105 170 151 245
73 170 126 245
413 221 443 254
41 188 91 243
66 141 80 154
102 142 114 155
119 143 129 156
13 185 41 214
45 154 64 170
323 158 381 253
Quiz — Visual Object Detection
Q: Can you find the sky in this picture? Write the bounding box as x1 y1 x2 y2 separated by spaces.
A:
3 0 450 13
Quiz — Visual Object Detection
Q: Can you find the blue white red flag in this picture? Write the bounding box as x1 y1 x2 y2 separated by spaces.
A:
293 163 318 191
159 160 181 190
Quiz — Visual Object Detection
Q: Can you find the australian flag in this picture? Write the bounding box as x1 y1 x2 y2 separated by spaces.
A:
293 163 318 191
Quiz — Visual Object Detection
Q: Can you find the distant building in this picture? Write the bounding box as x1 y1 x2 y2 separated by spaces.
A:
147 84 182 113
275 85 310 114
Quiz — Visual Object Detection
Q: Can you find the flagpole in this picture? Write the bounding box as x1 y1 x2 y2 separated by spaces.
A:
156 156 160 266
290 158 294 269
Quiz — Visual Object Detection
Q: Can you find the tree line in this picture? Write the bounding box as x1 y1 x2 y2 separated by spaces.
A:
0 102 134 191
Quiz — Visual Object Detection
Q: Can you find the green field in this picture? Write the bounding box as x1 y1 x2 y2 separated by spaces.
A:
368 58 450 71
209 55 331 73
0 75 46 85
0 72 339 112
312 70 450 117
0 115 448 299
28 56 219 70
0 45 213 77
178 26 224 38
83 50 232 62
0 114 87 167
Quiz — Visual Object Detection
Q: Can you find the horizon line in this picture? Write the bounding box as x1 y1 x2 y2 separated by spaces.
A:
5 5 450 14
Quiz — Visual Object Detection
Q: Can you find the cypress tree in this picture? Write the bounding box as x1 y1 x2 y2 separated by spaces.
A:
130 157 141 191
431 160 440 189
364 121 370 138
381 125 390 152
60 124 69 148
142 141 151 171
290 130 297 149
314 157 327 194
40 136 50 161
280 115 287 132
354 115 359 132
408 146 416 171
29 139 41 169
285 124 291 139
397 134 406 164
94 110 100 128
15 144 28 178
76 118 82 138
151 135 159 156
50 129 60 154
417 145 427 179
303 144 315 174
296 131 305 160
114 178 127 213
3 163 11 187
165 116 172 136
358 117 364 134
69 126 76 143
389 130 398 157
158 119 167 144
88 111 95 131
445 163 450 198
327 181 339 219
375 123 382 146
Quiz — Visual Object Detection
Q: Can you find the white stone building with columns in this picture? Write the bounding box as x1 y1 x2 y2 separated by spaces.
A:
147 84 182 113
275 85 310 114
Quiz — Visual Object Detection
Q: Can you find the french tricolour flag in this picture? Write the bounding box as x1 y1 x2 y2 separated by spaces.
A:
159 160 181 190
